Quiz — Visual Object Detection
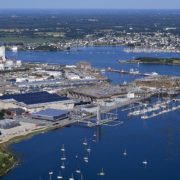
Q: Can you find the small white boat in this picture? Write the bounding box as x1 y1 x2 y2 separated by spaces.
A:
57 176 63 179
84 157 89 163
75 168 81 174
141 115 148 119
98 168 105 176
61 156 66 161
57 171 63 179
142 160 148 166
69 174 75 180
123 149 127 156
84 156 88 160
83 138 88 146
49 171 53 180
61 144 65 152
87 146 91 153
61 162 65 169
49 171 53 175
61 152 66 161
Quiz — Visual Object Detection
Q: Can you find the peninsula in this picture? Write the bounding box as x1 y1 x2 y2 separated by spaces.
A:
119 57 180 65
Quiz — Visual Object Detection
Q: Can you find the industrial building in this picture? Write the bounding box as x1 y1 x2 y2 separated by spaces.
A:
68 84 130 102
0 46 22 70
0 119 20 129
32 108 69 121
77 61 92 70
0 92 74 112
0 46 6 63
135 76 180 89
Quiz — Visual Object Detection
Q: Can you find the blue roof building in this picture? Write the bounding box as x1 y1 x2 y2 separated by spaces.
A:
0 92 69 105
0 92 74 112
32 108 69 121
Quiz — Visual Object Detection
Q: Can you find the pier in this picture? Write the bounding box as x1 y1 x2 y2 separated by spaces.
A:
77 106 119 127
106 68 156 76
141 105 180 120
126 97 180 120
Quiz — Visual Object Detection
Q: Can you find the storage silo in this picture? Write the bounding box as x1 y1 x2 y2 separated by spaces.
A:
0 46 6 62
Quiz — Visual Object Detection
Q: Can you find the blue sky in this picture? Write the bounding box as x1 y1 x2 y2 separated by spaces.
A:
0 0 180 9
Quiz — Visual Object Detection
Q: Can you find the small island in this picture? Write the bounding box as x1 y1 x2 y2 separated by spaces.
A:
119 57 180 65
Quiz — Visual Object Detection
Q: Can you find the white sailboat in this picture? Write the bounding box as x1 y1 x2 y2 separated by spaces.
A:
123 149 127 156
98 168 105 176
142 160 148 167
61 162 65 169
84 156 89 163
57 171 63 179
69 173 75 180
61 144 65 152
61 151 67 161
86 145 91 153
49 171 53 180
75 168 81 174
83 138 88 146
57 176 63 179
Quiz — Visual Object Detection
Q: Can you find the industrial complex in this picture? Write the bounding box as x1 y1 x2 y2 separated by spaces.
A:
0 46 180 144
0 91 74 112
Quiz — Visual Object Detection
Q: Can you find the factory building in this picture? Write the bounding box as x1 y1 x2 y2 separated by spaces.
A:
77 61 92 70
0 46 6 62
0 92 74 113
68 84 129 102
0 119 20 129
32 108 69 121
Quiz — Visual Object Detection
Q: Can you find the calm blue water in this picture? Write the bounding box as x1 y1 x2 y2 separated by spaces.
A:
6 46 180 84
3 46 180 180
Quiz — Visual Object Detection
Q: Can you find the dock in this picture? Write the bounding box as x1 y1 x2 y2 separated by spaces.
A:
141 105 180 119
106 68 157 76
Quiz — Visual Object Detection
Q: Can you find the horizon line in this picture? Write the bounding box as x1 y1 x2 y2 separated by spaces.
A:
0 8 180 10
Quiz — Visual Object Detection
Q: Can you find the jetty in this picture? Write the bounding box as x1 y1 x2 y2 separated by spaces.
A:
106 68 158 76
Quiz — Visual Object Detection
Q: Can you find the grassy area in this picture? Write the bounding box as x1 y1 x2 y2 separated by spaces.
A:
0 35 60 44
0 144 16 177
0 121 72 178
133 57 180 65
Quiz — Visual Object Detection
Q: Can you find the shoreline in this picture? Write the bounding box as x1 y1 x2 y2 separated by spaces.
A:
0 118 80 178
0 126 50 178
119 60 180 66
6 45 180 54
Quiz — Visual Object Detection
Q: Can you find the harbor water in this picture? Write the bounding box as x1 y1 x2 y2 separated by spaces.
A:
3 46 180 180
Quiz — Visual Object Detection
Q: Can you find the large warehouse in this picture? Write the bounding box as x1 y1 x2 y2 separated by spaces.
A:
0 119 20 129
0 92 74 112
32 108 69 121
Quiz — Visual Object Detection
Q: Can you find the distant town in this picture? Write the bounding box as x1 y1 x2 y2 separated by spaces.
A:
0 10 180 53
2 30 180 53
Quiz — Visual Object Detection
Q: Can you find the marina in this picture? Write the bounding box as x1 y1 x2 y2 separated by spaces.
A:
127 98 180 119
